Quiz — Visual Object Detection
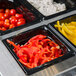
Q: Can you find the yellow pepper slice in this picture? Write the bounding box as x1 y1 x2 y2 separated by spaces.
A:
54 21 76 45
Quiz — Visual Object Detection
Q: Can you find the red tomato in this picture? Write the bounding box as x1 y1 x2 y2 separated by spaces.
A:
15 14 23 19
5 19 9 23
10 9 16 16
5 9 10 14
9 24 15 29
10 17 17 24
1 27 7 31
0 15 5 21
18 18 25 22
4 13 10 19
17 21 25 26
9 16 15 21
0 13 4 16
0 9 4 13
0 21 4 27
4 22 10 28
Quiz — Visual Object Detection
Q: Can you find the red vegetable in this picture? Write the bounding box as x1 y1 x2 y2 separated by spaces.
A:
17 21 25 26
5 9 10 14
0 9 26 31
15 14 23 19
10 17 17 24
4 13 10 19
1 27 7 31
9 24 15 29
7 35 64 68
0 15 5 21
10 9 16 16
0 21 4 27
0 9 4 13
4 22 10 28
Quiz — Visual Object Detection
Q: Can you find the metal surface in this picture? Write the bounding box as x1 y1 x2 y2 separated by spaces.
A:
0 10 76 76
0 40 76 76
56 66 76 76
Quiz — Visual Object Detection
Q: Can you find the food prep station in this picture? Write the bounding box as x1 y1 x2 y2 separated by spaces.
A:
0 0 76 76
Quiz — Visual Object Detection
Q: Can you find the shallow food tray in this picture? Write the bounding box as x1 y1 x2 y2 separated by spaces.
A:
19 0 76 20
48 14 76 52
0 0 40 36
14 0 44 19
2 25 74 75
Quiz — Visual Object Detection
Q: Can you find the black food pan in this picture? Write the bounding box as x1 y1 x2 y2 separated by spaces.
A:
0 0 40 36
2 25 74 75
19 0 76 20
48 14 76 52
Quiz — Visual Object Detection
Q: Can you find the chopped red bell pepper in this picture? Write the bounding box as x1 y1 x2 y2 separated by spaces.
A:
7 35 64 68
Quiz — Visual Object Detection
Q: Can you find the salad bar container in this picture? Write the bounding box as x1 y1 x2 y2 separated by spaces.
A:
2 25 75 75
0 0 76 76
48 14 76 51
0 0 40 36
18 0 76 20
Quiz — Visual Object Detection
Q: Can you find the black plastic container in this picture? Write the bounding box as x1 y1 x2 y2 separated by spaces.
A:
2 25 74 75
0 0 40 36
19 0 76 20
14 0 44 19
48 14 76 52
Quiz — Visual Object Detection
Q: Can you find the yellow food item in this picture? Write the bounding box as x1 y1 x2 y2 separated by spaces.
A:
54 21 76 45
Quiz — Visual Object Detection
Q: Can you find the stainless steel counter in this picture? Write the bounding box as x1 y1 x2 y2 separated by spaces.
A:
0 40 76 76
0 10 76 76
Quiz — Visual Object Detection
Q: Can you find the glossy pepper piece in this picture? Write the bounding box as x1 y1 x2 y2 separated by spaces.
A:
54 21 76 45
7 35 63 68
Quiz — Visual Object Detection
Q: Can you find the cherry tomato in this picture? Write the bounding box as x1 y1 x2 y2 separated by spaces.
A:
0 13 4 16
18 18 25 22
10 17 17 24
0 21 4 27
5 9 10 14
9 16 15 21
0 8 27 30
17 21 25 26
5 19 9 23
4 13 10 19
15 14 23 19
4 22 10 28
0 9 4 13
10 9 16 16
1 27 7 31
9 24 15 29
0 15 5 21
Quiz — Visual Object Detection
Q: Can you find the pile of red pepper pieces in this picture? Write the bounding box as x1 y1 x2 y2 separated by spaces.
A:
7 35 63 68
